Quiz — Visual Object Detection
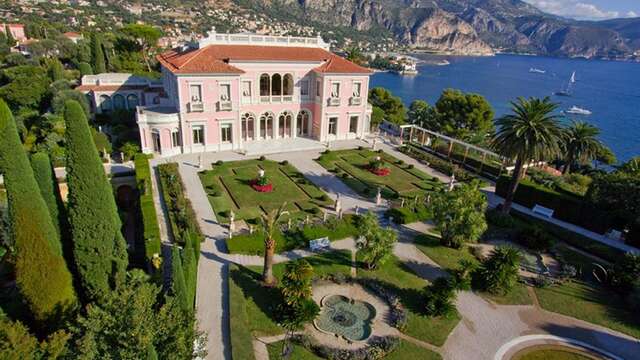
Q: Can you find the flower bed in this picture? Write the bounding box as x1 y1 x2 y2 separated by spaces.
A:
251 182 273 192
369 167 391 176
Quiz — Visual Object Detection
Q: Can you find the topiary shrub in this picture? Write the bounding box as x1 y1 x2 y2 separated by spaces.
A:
357 146 364 150
517 224 554 251
341 173 349 179
280 160 289 166
310 207 321 215
396 159 404 165
259 155 266 161
408 164 414 169
318 194 330 202
377 149 383 153
215 160 223 166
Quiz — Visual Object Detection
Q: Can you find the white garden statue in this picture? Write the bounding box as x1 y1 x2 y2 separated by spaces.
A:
448 174 456 192
376 187 382 206
258 169 265 178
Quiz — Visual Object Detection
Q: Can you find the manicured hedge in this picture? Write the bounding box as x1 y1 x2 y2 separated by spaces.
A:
495 176 611 234
386 204 432 225
399 144 476 182
134 154 161 262
157 163 203 248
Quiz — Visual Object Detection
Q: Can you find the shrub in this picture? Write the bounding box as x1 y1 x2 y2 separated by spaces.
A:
610 254 640 295
134 154 162 265
408 164 414 169
309 207 321 215
485 208 517 228
341 173 349 179
280 160 289 165
318 194 330 202
259 155 266 161
357 146 364 150
474 246 520 295
323 149 331 154
424 277 457 317
377 149 383 153
215 160 223 166
396 159 404 165
432 181 488 248
516 224 554 251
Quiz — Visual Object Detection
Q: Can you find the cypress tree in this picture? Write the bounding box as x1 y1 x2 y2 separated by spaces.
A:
48 59 64 82
78 62 93 76
171 246 189 312
30 152 63 256
5 25 15 47
30 152 75 268
182 233 197 309
91 34 106 74
64 100 128 301
0 99 76 323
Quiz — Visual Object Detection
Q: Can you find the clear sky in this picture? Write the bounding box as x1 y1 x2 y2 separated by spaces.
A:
523 0 640 20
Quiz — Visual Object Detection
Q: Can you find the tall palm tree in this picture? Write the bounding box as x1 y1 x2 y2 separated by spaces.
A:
562 120 604 174
491 97 564 214
260 203 289 286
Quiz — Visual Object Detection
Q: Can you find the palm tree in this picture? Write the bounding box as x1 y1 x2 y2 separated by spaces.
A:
491 97 564 214
260 203 289 286
562 120 604 174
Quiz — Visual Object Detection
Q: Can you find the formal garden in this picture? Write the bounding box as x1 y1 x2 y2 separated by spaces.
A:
199 158 334 224
316 148 443 200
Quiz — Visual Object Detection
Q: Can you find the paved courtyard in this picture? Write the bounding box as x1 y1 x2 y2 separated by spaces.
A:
148 137 639 360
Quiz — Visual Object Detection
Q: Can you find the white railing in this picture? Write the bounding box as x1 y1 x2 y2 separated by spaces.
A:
349 97 362 106
188 102 204 112
217 101 232 111
198 30 330 50
328 97 341 106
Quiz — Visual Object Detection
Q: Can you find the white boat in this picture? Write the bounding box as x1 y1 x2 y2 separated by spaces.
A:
529 67 546 74
564 106 592 115
555 71 576 96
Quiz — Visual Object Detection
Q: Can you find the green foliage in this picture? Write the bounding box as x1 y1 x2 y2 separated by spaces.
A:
5 25 15 46
433 89 494 141
52 89 90 117
0 315 71 359
0 99 76 323
491 97 564 213
120 24 162 72
407 100 434 126
423 277 457 317
586 171 640 230
368 87 406 125
69 270 206 359
91 33 106 74
182 232 197 310
30 152 65 255
134 154 161 264
357 212 398 270
618 156 640 176
516 224 554 251
171 247 190 313
562 120 605 174
119 141 140 161
279 259 319 331
0 65 50 111
475 246 521 295
432 181 488 248
64 100 128 301
77 62 93 76
48 59 65 82
611 254 640 296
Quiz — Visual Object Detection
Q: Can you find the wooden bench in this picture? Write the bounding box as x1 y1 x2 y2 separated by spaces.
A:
532 204 554 218
309 237 330 252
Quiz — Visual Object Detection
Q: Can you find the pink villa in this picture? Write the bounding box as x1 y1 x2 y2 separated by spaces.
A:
78 30 373 156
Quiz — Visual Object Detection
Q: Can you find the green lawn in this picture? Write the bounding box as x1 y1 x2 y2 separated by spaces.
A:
199 159 332 223
414 233 532 305
386 340 442 360
226 214 360 255
267 341 322 360
316 149 442 199
358 254 460 346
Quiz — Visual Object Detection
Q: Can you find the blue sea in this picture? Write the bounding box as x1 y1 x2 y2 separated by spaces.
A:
370 54 640 162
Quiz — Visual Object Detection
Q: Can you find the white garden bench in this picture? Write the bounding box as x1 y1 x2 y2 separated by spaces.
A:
309 237 330 252
532 204 554 218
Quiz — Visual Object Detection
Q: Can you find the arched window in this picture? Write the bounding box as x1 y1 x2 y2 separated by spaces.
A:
259 74 270 96
99 95 112 112
113 94 125 110
127 94 139 109
283 74 294 96
278 111 293 138
259 112 274 139
271 74 281 96
241 112 255 141
297 110 311 137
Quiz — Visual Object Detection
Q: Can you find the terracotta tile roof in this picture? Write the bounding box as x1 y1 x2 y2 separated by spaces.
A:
63 32 82 38
157 45 371 74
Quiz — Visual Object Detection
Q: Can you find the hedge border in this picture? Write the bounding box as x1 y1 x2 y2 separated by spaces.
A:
134 154 161 262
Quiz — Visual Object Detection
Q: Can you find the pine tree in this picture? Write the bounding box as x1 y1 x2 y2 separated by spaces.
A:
30 152 63 255
182 232 197 309
48 59 64 82
91 33 106 74
171 246 190 312
0 99 76 323
64 100 128 301
78 62 93 76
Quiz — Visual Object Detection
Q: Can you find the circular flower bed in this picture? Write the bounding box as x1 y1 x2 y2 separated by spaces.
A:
250 177 273 192
369 167 391 176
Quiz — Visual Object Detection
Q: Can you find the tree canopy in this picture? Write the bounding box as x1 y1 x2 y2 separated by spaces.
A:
432 181 488 248
368 87 406 125
434 89 494 142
